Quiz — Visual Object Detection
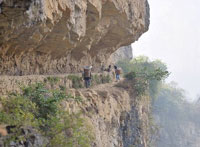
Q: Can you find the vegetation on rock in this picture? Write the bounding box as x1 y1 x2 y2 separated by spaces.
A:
67 74 112 89
118 56 169 98
45 76 60 85
67 75 84 89
0 83 93 147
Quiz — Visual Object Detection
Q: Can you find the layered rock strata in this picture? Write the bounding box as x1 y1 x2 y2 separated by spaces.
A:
0 0 149 75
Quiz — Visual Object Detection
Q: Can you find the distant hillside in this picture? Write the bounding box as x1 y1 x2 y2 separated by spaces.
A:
153 83 200 147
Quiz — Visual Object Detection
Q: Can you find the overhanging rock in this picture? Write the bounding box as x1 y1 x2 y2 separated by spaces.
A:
0 0 149 75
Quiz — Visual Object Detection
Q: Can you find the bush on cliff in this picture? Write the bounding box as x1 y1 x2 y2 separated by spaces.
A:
118 56 169 98
0 83 93 147
67 75 84 89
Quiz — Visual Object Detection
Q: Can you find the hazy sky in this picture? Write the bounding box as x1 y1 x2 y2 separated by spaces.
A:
132 0 200 101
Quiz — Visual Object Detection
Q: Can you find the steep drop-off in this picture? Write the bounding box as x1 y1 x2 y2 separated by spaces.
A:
153 85 200 147
0 75 151 147
0 0 149 75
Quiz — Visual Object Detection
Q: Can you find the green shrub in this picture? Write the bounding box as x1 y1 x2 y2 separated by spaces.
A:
45 76 60 84
101 75 112 84
0 83 93 146
47 112 94 147
91 74 112 86
92 74 101 85
125 72 148 96
0 96 37 127
121 56 169 97
125 71 137 80
67 75 83 89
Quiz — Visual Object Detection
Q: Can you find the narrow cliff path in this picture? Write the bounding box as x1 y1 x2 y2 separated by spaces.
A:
0 72 123 96
80 80 123 92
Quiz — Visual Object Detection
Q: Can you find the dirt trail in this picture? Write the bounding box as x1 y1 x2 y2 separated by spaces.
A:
0 72 118 96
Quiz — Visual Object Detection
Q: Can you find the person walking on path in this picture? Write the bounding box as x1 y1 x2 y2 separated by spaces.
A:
114 66 121 81
83 66 92 88
107 65 112 72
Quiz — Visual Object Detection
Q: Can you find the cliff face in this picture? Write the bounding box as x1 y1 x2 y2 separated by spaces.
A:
0 0 149 75
0 0 151 146
0 75 151 147
110 45 133 63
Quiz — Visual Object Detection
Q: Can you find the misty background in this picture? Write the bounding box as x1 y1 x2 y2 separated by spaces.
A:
132 0 200 101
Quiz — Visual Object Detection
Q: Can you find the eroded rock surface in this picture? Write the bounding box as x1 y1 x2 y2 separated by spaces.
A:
110 45 133 63
0 76 151 147
0 0 149 75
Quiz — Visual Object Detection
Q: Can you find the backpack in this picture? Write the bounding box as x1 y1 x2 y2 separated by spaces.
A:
84 68 91 78
116 69 121 74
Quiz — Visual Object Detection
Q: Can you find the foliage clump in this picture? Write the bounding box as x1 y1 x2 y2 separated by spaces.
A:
67 74 112 88
91 74 101 85
45 76 60 84
91 74 112 86
117 56 169 98
67 75 84 89
0 83 93 146
101 74 112 84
